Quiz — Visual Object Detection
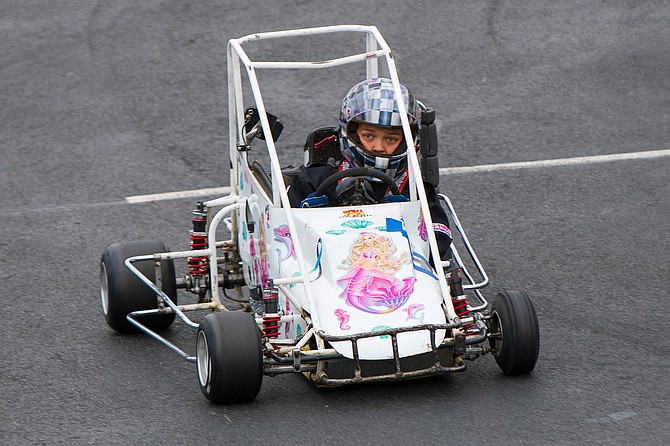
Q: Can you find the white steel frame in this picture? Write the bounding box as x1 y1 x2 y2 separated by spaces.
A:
226 25 460 323
120 25 492 365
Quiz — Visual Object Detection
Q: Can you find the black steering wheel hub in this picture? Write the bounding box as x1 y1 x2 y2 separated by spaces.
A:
314 167 400 206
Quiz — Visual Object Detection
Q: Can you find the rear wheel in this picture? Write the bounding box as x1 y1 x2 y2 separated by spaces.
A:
489 290 539 375
100 240 177 333
196 311 263 404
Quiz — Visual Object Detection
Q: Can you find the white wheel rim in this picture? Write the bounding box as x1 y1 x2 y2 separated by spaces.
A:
196 331 211 389
100 263 109 317
491 310 504 357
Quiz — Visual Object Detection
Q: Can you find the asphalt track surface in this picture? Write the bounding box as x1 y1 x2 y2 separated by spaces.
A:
1 1 669 445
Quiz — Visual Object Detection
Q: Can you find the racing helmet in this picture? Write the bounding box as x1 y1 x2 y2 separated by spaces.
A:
339 78 421 181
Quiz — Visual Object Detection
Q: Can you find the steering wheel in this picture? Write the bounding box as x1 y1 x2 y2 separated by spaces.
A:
313 167 400 206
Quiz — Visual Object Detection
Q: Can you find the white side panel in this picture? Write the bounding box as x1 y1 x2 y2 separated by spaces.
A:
290 202 446 359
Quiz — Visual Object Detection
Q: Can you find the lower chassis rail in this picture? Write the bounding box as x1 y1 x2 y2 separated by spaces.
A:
317 322 487 352
315 361 466 386
306 323 485 385
125 306 224 363
126 309 487 381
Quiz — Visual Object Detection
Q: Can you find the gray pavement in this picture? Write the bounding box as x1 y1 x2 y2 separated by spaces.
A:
1 1 669 444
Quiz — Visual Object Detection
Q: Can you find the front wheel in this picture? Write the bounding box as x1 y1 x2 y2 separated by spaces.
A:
488 290 540 375
196 311 263 404
100 240 177 334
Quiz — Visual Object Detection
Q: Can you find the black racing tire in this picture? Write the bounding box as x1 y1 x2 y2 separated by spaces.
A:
100 240 177 334
489 290 540 375
196 311 263 404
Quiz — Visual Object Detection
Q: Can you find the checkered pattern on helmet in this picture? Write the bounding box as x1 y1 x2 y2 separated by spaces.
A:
338 78 418 182
360 150 403 182
340 78 419 128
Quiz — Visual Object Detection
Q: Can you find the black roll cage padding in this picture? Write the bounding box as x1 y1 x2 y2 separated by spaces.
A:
418 105 439 187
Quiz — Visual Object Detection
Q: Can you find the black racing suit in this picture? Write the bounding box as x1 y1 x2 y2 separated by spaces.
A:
287 161 452 261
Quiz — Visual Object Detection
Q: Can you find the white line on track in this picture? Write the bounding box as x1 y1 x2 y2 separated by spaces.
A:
125 187 231 203
440 148 670 174
124 149 670 203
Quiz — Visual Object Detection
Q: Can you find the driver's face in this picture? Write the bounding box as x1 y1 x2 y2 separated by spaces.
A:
356 123 403 155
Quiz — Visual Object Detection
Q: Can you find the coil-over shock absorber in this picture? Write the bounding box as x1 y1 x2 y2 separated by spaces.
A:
262 283 280 339
187 202 209 300
446 260 475 334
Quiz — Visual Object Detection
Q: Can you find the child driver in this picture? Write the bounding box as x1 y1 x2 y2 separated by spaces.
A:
287 77 452 259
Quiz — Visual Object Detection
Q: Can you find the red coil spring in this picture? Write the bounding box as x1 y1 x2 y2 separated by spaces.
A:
262 315 281 339
262 288 280 339
452 296 476 334
188 213 208 276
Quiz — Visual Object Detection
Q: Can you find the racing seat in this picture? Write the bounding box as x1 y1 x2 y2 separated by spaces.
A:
303 126 341 166
281 126 342 184
252 127 343 198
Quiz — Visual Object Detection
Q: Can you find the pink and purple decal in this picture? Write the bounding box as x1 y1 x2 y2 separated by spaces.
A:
404 303 426 324
334 309 351 330
418 209 428 241
273 224 295 260
337 232 415 314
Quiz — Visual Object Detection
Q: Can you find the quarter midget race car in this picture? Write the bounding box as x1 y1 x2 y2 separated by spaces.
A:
100 25 540 404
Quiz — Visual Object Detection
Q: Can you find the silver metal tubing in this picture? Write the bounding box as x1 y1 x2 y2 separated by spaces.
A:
294 327 315 350
164 302 222 313
450 245 489 311
313 322 471 386
215 239 234 249
272 275 306 286
273 327 317 355
233 24 383 44
315 322 486 352
438 194 489 289
202 194 239 208
314 362 466 387
124 255 205 329
252 314 303 326
123 203 239 330
152 248 213 260
438 193 490 311
276 345 338 356
299 348 339 357
463 327 488 346
276 284 306 315
207 203 242 305
126 310 196 363
249 50 388 70
263 364 317 375
468 291 488 312
268 349 343 364
222 216 233 232
317 322 457 343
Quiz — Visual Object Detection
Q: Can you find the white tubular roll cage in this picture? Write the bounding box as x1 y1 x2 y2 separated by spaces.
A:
122 26 490 367
226 24 461 323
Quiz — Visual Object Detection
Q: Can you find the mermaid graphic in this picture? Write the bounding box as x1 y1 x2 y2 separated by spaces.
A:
337 232 416 314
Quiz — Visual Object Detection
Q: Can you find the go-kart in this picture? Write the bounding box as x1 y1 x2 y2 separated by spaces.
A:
100 25 539 404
